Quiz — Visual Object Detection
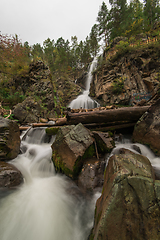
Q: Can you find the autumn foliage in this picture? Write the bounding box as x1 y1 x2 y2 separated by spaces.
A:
0 34 30 76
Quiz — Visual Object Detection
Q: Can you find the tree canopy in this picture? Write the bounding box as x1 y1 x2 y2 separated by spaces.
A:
0 0 160 81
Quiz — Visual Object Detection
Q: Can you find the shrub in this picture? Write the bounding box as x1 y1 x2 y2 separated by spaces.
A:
112 77 125 95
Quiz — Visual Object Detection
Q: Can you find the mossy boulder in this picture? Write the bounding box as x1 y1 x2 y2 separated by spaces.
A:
0 117 20 161
90 148 160 240
51 123 95 179
45 126 60 135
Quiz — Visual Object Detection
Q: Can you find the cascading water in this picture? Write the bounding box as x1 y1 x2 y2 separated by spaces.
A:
108 136 160 179
68 57 100 109
0 128 100 240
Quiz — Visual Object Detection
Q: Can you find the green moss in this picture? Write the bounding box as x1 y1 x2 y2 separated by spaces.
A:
82 144 96 159
52 151 73 177
46 127 60 135
52 143 97 179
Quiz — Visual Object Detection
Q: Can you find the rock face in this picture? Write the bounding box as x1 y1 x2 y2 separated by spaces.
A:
0 117 20 161
76 72 88 90
13 97 43 123
0 162 23 187
12 60 82 123
90 43 160 106
89 148 160 240
132 98 160 155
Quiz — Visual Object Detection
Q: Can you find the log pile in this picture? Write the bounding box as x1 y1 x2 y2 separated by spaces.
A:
19 106 149 132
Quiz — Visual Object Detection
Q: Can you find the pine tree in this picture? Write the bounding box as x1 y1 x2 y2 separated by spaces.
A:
89 24 100 57
54 37 70 72
31 43 44 60
97 1 110 46
43 38 55 71
144 0 160 30
125 0 144 37
109 0 128 40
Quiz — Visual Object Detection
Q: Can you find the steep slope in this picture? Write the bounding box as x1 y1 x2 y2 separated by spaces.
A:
90 37 160 106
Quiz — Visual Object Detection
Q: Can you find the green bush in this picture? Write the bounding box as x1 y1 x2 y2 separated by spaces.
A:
112 77 125 95
2 92 25 107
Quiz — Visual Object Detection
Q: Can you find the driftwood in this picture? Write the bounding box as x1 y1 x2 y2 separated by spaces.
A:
66 106 149 125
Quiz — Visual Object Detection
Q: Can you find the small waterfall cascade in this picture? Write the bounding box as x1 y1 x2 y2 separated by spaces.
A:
108 136 160 179
0 128 100 240
68 57 100 109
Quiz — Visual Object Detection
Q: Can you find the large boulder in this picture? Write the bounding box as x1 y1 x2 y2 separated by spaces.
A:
132 98 160 155
51 123 115 180
51 123 95 179
89 148 160 240
0 117 20 161
13 97 43 123
0 162 23 188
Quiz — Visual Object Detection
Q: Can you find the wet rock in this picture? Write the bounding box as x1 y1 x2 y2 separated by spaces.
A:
0 161 23 188
90 149 160 240
132 98 160 156
51 123 95 179
0 117 20 161
76 72 88 90
92 131 115 154
78 157 106 194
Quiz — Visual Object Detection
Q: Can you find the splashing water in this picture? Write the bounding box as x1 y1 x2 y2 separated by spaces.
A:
108 137 160 179
0 128 100 240
68 57 100 109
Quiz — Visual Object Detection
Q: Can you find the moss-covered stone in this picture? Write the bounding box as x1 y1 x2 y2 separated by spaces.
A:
52 151 73 177
51 123 95 179
90 148 160 240
45 127 60 135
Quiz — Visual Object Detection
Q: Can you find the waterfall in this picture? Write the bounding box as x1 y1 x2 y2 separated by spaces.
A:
0 128 100 240
107 136 160 179
68 57 100 109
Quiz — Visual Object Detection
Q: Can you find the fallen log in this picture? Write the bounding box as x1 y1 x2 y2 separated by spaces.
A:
19 126 30 131
84 122 135 132
66 106 149 125
19 106 149 131
19 118 67 131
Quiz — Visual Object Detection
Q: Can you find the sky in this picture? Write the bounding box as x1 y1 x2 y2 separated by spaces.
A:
0 0 110 46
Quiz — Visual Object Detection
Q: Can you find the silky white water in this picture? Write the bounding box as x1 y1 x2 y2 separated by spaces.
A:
69 57 100 109
0 128 100 240
109 136 160 179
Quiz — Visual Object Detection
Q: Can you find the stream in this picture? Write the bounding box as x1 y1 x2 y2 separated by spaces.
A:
0 128 100 240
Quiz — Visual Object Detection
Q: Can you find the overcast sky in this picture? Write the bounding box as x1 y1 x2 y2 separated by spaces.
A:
0 0 111 46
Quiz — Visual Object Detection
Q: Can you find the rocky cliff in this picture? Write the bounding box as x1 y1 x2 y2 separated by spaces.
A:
90 38 160 106
12 60 81 123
